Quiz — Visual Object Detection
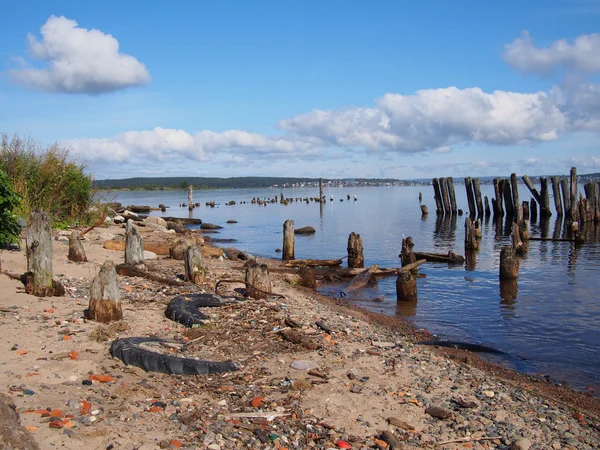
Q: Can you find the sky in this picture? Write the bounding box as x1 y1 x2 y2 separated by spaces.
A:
1 0 600 180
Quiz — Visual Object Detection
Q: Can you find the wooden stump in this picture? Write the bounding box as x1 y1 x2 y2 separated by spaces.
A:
420 204 428 216
493 178 504 217
184 245 205 283
484 196 491 217
499 246 519 280
396 270 417 302
530 197 538 222
298 265 316 288
88 260 122 322
473 178 484 217
464 177 476 217
125 220 145 269
245 260 272 299
25 211 54 297
347 232 364 268
510 173 520 220
401 236 416 268
540 177 552 218
188 185 194 211
447 177 457 214
522 201 530 220
570 167 578 222
439 177 451 215
283 220 295 261
464 217 481 251
552 176 563 216
512 222 524 255
68 231 87 262
502 178 514 217
432 178 443 214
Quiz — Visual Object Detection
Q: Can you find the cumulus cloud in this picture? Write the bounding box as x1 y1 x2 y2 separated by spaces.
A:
10 15 150 93
503 31 600 75
279 87 566 151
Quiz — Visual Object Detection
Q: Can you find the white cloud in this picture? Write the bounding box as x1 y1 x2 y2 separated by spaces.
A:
279 87 566 151
503 31 600 75
10 15 150 94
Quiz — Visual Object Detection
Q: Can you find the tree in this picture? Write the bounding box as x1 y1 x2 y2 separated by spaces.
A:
0 169 22 247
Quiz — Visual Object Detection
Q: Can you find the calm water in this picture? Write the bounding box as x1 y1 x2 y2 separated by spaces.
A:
112 185 600 395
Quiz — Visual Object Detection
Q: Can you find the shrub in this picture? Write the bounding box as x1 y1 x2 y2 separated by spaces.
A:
0 133 94 225
0 169 22 246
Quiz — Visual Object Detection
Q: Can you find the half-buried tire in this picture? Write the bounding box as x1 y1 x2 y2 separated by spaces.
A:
110 337 239 375
165 293 231 327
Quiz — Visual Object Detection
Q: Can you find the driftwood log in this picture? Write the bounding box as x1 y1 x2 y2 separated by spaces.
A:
413 251 465 264
245 260 272 299
328 259 426 278
346 264 379 292
285 258 342 267
25 211 56 296
283 220 295 261
68 230 87 262
89 260 122 322
115 264 186 286
347 232 364 268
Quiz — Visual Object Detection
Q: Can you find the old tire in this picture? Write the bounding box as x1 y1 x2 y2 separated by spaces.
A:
165 293 230 327
110 337 239 375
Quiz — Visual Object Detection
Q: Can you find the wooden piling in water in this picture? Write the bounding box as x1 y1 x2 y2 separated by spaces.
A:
510 173 520 221
584 182 600 222
396 270 417 302
502 178 514 217
464 217 481 251
432 178 444 215
540 177 552 217
484 196 491 217
492 178 504 217
522 201 530 220
465 177 476 217
400 237 416 268
420 205 428 216
439 177 451 215
319 178 323 204
560 178 571 219
473 178 484 218
283 220 295 261
188 185 193 211
570 167 579 222
530 197 538 222
551 176 563 217
347 232 365 268
447 177 457 214
499 246 519 280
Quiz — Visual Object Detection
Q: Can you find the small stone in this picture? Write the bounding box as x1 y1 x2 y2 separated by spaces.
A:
290 360 319 370
372 341 395 348
425 406 453 419
509 437 532 450
482 390 495 398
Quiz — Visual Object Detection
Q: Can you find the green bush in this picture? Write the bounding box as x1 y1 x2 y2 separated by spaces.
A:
0 169 22 246
0 133 94 225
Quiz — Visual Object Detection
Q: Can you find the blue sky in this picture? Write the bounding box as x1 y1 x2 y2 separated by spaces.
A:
1 0 600 180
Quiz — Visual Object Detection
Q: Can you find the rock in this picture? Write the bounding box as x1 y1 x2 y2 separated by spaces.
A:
0 393 41 449
201 223 223 230
143 250 157 260
482 390 495 398
387 417 415 431
294 226 316 235
113 215 125 224
122 210 141 221
290 360 319 370
425 406 453 419
226 220 238 224
372 341 395 348
144 216 167 227
510 437 532 450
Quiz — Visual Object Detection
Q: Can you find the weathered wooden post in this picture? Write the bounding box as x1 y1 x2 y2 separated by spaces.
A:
420 205 428 216
184 245 205 283
522 201 530 220
473 178 484 218
439 177 451 215
432 178 444 214
396 270 417 302
540 177 552 218
484 196 491 217
188 185 194 211
418 192 422 202
570 167 579 222
347 232 364 268
125 219 145 269
464 177 476 217
25 211 54 297
551 176 563 217
510 173 520 221
245 260 272 299
464 217 481 251
492 178 504 217
512 222 524 255
499 246 519 280
530 197 538 222
68 230 87 262
88 259 122 322
502 178 514 217
500 279 518 303
283 220 295 261
447 177 457 214
319 178 323 204
401 236 416 268
560 178 572 219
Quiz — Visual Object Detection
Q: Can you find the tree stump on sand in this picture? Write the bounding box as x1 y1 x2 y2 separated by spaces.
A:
396 270 417 302
283 220 295 261
125 219 145 269
89 260 122 322
499 246 519 280
347 232 364 268
245 260 272 299
68 230 88 262
25 211 55 296
184 245 205 283
298 265 316 289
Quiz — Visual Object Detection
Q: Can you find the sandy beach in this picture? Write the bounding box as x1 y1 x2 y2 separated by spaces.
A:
1 221 599 450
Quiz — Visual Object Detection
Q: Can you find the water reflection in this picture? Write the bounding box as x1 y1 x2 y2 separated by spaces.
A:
433 214 458 246
540 217 551 239
395 299 417 317
553 216 564 240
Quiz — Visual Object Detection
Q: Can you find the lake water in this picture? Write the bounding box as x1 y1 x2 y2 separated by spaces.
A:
111 185 600 396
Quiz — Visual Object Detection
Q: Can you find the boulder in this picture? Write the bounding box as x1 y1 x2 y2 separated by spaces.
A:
226 220 238 224
144 250 157 260
295 226 316 235
122 210 142 222
201 223 223 230
0 393 41 449
113 215 126 224
224 247 249 261
144 216 168 227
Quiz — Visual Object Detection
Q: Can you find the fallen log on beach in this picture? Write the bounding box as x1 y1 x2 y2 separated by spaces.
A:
316 259 426 279
345 264 379 291
115 264 188 286
412 251 465 264
285 258 343 267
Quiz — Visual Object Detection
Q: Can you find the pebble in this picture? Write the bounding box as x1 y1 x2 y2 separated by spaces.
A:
290 359 319 370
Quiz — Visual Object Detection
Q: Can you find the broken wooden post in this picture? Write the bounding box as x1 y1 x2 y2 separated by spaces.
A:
319 178 323 203
298 266 316 288
447 177 457 214
502 178 514 217
25 211 54 297
188 185 193 211
512 222 524 255
68 230 87 262
88 259 122 322
551 176 563 217
510 173 520 221
401 236 416 268
464 177 476 217
522 175 550 217
492 178 504 217
439 177 451 215
540 177 552 217
432 178 444 214
530 197 538 222
283 220 295 261
570 167 579 222
484 196 491 217
347 232 364 268
396 270 417 302
560 178 571 219
464 217 481 251
418 192 422 202
184 245 205 283
499 246 519 280
473 178 484 218
522 201 530 220
420 205 428 216
245 260 272 299
125 219 145 269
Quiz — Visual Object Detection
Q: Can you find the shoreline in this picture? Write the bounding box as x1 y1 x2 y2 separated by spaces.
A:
1 222 599 449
